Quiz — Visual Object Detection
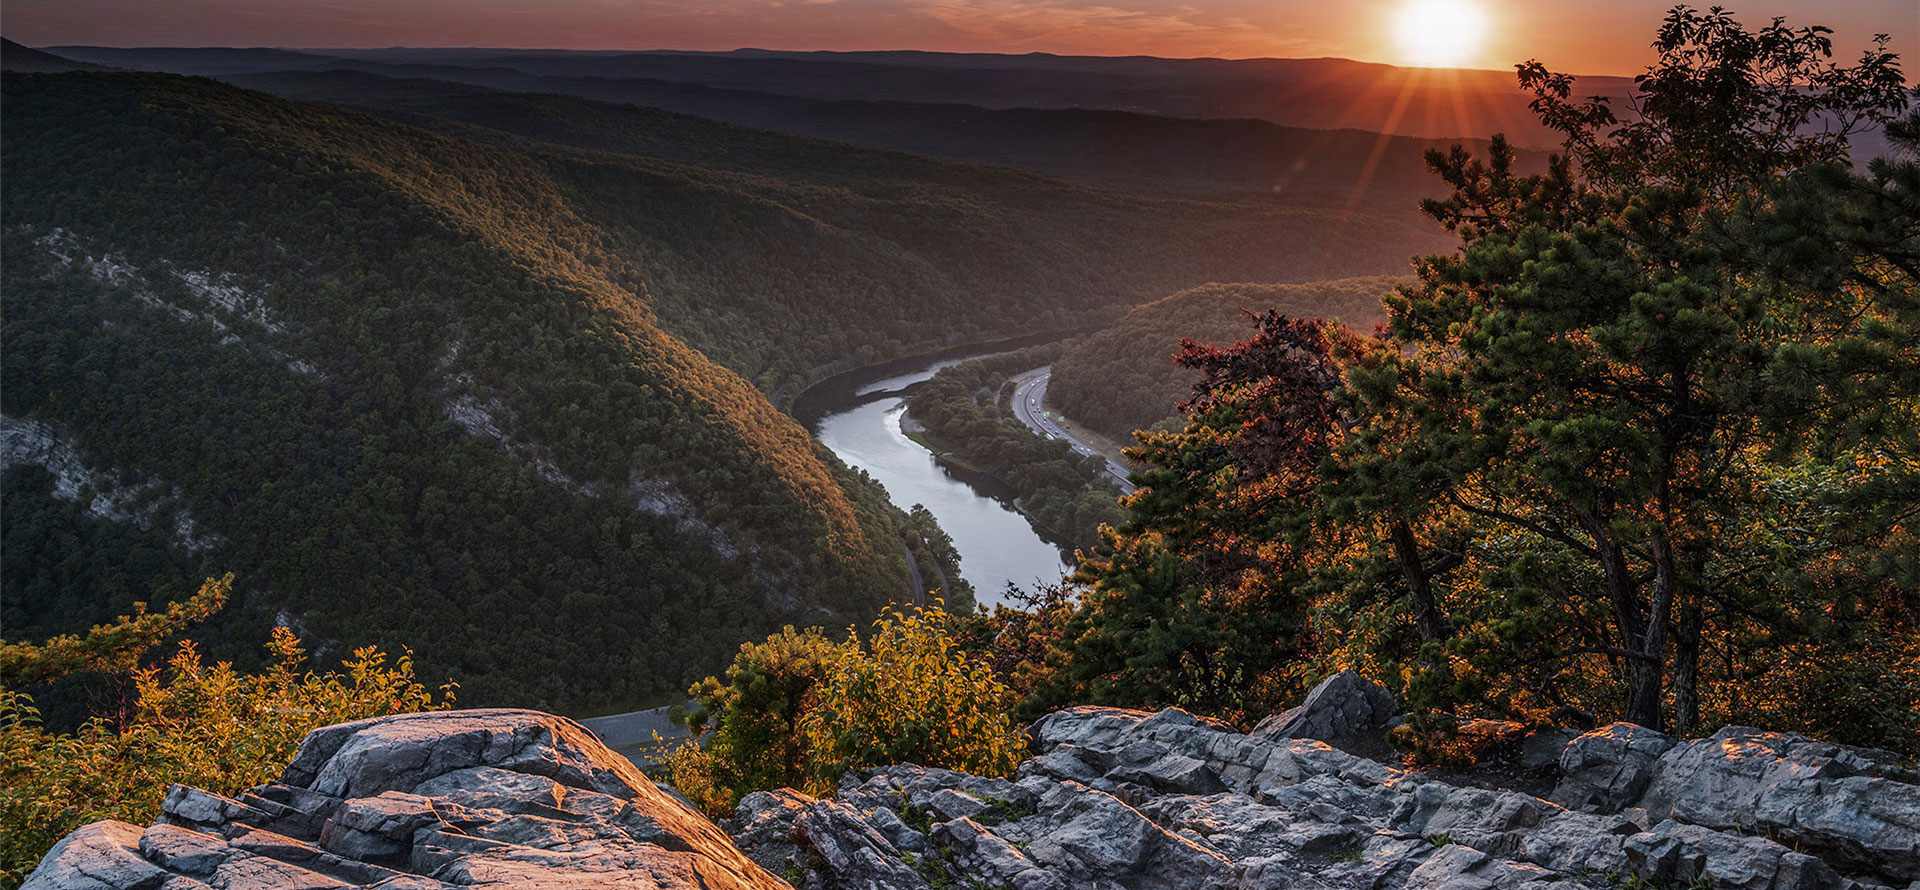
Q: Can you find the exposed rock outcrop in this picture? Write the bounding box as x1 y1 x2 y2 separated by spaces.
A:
1635 726 1920 882
742 706 1916 890
27 706 1920 890
22 709 788 890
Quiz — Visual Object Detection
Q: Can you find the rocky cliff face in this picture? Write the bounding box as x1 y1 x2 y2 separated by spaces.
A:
25 680 1920 890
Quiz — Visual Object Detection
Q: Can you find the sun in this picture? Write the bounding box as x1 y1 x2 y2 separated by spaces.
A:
1393 0 1488 68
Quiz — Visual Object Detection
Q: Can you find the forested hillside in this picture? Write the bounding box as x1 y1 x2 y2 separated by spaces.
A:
1050 277 1401 439
215 70 1452 400
0 71 1442 714
0 71 916 712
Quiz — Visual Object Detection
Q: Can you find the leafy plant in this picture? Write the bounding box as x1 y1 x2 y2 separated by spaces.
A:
666 606 1021 818
0 585 453 886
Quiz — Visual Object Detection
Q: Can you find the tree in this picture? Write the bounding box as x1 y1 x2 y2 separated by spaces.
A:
0 574 231 688
674 625 842 815
1051 6 1917 746
1358 5 1912 731
1036 314 1348 724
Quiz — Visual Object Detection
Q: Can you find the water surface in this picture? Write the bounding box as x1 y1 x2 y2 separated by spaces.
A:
811 362 1070 608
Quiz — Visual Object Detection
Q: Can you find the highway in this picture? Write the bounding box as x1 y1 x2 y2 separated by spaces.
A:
577 703 692 767
1009 367 1136 494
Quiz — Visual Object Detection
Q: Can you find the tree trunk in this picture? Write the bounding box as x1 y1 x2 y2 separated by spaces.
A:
1629 531 1679 731
1584 512 1666 731
1672 597 1702 735
1389 518 1454 644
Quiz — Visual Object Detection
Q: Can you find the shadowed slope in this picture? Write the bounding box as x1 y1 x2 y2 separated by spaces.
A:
2 71 905 710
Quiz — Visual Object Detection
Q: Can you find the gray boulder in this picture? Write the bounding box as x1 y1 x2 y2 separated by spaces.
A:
27 704 1915 890
23 821 176 890
732 788 813 875
1251 670 1397 743
1637 726 1920 882
1625 820 1842 890
1019 779 1238 888
932 817 1062 890
1398 842 1572 890
733 786 937 890
1517 727 1581 772
786 797 930 890
746 705 1889 890
1551 722 1677 812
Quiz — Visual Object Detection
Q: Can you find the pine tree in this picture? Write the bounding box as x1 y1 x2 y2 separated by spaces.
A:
1359 7 1911 730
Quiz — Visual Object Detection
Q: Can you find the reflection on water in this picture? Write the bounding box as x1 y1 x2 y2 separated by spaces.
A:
853 358 967 397
812 366 1070 609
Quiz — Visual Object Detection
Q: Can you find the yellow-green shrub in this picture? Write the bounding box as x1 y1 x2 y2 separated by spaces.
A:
668 606 1021 818
802 607 1023 787
0 627 453 886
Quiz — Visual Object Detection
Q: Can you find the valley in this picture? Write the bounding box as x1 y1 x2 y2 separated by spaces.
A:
0 60 1441 715
5 9 1919 888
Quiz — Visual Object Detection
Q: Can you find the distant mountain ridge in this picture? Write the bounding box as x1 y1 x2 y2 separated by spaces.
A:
0 38 115 72
47 45 1629 150
226 66 1533 198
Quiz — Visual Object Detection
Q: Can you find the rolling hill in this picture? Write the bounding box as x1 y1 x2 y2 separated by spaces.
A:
101 46 1621 149
225 65 1539 198
43 46 1571 194
209 69 1452 398
54 45 1887 166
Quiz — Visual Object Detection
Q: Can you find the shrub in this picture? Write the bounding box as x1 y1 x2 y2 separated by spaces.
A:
802 607 1023 787
673 625 843 817
668 606 1021 818
0 625 453 885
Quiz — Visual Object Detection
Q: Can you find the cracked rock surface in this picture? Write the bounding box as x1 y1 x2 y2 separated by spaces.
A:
1250 669 1397 745
25 686 1920 890
738 702 1920 890
22 709 788 890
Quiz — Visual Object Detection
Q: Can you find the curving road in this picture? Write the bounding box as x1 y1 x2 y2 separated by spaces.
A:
1010 367 1136 494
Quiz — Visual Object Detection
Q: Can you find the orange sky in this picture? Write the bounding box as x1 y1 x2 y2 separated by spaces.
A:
6 0 1915 76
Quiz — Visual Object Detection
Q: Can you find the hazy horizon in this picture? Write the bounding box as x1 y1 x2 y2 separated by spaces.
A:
17 42 1642 81
6 0 1914 78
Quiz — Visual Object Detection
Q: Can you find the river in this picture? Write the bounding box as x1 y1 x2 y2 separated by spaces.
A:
799 347 1075 609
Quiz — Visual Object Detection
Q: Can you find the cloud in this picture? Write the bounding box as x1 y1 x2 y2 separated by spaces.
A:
908 0 1307 57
